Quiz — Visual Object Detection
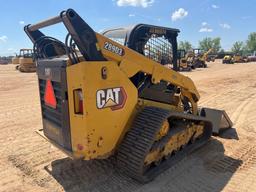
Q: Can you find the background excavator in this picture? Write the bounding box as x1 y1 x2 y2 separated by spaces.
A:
24 9 233 182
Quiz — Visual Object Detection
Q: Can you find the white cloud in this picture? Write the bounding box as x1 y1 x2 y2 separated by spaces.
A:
202 22 208 26
19 21 25 25
128 14 135 17
116 0 154 8
199 22 213 32
199 27 213 32
7 48 14 51
212 4 219 9
0 35 8 42
220 23 231 29
171 8 188 21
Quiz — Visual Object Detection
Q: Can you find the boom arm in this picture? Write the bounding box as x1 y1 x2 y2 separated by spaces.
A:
96 34 200 102
202 48 213 60
24 9 200 106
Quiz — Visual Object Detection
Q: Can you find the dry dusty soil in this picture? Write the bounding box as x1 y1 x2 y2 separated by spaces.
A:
0 60 256 192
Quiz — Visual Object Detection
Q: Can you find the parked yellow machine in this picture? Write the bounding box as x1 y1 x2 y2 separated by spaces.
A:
222 54 234 64
232 54 248 63
223 53 248 64
14 49 36 72
192 48 213 68
12 55 20 64
19 49 36 72
24 9 233 182
177 49 192 71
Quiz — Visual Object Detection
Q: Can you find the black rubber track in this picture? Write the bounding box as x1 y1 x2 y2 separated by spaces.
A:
117 106 212 183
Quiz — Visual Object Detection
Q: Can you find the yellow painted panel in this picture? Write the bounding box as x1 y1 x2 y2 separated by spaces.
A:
67 61 138 160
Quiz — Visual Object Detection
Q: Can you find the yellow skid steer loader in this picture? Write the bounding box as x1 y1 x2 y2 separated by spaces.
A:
24 9 233 182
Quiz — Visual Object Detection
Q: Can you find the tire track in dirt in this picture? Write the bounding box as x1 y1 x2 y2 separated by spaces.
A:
222 148 256 192
206 143 256 173
232 100 256 137
231 94 256 126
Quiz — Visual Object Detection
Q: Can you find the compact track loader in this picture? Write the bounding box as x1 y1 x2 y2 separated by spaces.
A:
232 54 248 63
222 54 248 64
24 9 233 182
223 54 234 64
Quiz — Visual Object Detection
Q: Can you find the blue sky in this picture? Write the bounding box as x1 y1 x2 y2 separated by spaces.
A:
0 0 255 56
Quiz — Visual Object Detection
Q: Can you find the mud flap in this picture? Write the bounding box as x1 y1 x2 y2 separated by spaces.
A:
199 108 233 135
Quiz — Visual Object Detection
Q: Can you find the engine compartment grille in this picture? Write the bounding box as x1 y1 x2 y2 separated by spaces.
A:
37 58 72 151
39 79 62 127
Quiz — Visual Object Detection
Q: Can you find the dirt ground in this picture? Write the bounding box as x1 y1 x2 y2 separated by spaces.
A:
0 60 256 192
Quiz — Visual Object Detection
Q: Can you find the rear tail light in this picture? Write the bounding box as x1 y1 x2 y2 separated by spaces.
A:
74 89 83 114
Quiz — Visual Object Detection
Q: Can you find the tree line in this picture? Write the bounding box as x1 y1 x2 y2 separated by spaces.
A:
178 32 256 55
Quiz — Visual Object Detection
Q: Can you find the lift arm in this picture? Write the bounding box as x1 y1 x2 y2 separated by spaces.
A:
202 48 213 61
24 9 200 104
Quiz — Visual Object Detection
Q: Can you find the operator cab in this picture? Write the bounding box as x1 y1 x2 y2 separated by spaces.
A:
177 49 186 59
19 48 34 58
103 24 181 106
193 48 203 56
102 24 179 70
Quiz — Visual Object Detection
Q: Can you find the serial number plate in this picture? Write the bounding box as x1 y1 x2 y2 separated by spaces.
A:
104 42 124 56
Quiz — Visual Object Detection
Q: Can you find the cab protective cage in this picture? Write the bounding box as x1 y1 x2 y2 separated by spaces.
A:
102 24 180 71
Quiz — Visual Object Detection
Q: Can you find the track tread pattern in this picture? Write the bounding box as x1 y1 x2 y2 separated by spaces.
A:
117 106 212 182
117 107 170 181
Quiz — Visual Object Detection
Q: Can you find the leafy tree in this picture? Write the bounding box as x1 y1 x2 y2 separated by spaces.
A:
219 49 225 54
178 41 192 52
246 32 256 53
212 37 221 53
231 41 244 54
199 37 221 53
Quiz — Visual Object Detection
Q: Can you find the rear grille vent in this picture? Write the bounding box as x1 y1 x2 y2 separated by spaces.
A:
39 79 62 127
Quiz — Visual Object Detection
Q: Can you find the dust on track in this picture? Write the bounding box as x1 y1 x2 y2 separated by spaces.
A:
0 60 256 192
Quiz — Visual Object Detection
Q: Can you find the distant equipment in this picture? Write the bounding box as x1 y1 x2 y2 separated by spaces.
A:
14 49 36 72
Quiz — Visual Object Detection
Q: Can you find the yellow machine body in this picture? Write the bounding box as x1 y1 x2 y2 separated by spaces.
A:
66 61 138 159
12 57 20 64
65 34 199 159
201 48 213 62
177 50 192 71
26 9 233 182
232 54 247 63
179 59 189 70
13 48 36 72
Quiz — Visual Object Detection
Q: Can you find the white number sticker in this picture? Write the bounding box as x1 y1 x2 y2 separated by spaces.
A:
104 42 124 56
